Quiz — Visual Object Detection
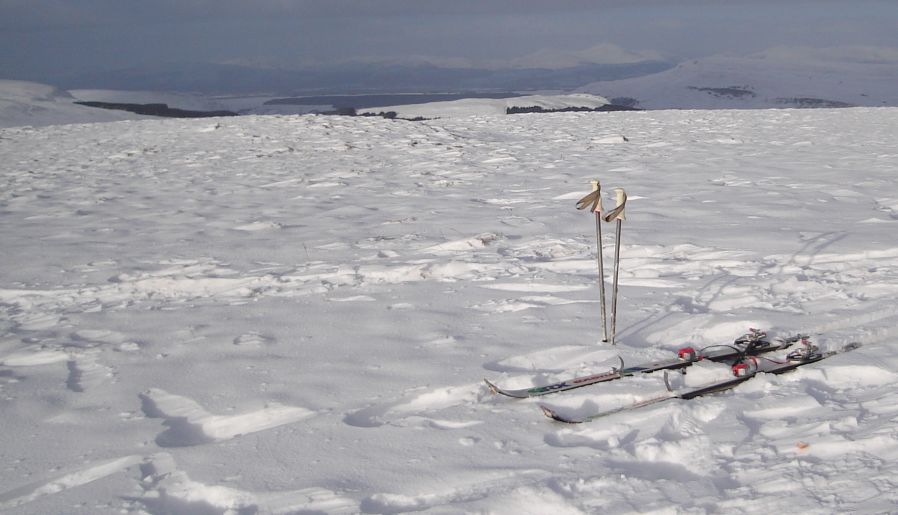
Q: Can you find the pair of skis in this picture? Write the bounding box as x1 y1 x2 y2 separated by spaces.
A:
484 329 797 399
485 183 860 423
540 340 861 424
576 181 627 344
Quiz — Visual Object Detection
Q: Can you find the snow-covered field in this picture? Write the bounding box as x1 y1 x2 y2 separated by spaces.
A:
2 106 898 513
357 94 610 119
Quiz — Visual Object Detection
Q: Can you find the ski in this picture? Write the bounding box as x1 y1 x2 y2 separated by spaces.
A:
540 341 861 424
485 330 805 399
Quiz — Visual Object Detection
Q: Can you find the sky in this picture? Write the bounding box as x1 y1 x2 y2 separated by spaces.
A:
2 0 897 84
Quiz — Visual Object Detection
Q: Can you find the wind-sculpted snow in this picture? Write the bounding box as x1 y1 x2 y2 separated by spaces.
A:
1 108 898 512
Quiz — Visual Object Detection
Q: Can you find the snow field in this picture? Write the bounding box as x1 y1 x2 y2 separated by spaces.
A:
1 107 898 512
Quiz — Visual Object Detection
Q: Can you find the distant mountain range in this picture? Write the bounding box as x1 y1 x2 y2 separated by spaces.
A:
54 60 673 96
3 46 898 127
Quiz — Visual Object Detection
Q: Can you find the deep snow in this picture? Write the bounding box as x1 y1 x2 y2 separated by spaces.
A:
2 105 898 513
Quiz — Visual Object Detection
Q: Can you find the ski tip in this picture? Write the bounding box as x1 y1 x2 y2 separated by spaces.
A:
539 404 582 424
483 378 500 395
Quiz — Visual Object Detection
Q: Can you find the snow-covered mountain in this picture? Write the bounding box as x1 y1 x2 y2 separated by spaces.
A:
6 45 897 128
581 46 898 109
2 102 898 512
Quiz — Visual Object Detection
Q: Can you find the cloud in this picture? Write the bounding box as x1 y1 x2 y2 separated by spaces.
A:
0 0 591 29
752 45 898 65
2 0 896 85
507 44 665 69
0 0 786 29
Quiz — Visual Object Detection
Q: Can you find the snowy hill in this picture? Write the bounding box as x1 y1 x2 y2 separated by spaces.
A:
581 46 898 109
358 93 611 118
1 82 611 126
0 80 146 128
69 89 233 112
2 107 898 513
1 81 299 127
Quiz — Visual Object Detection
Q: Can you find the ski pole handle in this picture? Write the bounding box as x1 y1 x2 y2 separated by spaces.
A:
603 188 627 222
575 180 603 213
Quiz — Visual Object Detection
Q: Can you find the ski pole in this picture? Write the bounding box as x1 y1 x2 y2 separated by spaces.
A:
575 180 608 343
603 188 627 345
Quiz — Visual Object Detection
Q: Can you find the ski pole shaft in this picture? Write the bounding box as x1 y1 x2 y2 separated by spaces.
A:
576 180 608 343
604 188 627 345
610 218 622 344
595 211 608 342
590 181 609 342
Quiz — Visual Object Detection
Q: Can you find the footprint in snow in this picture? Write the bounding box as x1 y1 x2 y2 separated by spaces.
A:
139 388 315 447
66 350 116 392
233 220 283 232
343 383 484 428
232 332 276 347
